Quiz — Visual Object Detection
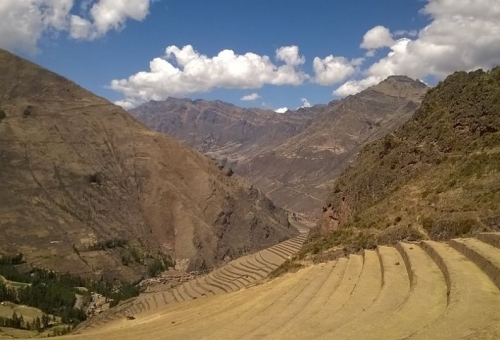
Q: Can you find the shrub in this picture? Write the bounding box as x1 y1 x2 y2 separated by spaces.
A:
148 259 164 277
148 255 175 277
377 225 425 245
109 283 140 308
88 172 103 185
88 238 127 251
423 216 481 241
130 248 141 263
269 259 303 279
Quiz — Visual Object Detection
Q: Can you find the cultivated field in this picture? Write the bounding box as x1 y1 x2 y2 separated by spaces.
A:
55 232 500 339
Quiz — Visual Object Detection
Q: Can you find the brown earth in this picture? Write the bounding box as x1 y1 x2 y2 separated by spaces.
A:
52 232 500 339
0 49 297 282
131 77 428 219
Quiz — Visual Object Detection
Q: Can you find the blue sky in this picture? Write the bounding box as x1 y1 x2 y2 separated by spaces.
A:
2 0 500 111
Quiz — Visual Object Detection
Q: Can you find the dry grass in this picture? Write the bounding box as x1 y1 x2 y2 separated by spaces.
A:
314 68 500 254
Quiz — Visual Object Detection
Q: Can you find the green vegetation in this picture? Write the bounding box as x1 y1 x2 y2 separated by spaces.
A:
129 248 141 263
88 238 128 251
422 216 482 241
0 253 23 266
308 67 500 258
147 255 175 277
109 283 140 308
300 229 378 259
0 312 25 329
0 267 86 324
0 309 72 336
0 311 52 331
269 259 304 279
0 253 141 328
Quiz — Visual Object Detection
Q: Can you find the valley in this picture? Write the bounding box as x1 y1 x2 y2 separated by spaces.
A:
1 28 500 340
131 76 428 219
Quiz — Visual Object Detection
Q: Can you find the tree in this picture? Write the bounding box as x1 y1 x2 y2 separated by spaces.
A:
42 313 50 328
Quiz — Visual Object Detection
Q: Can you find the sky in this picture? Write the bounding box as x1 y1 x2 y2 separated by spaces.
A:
1 0 500 112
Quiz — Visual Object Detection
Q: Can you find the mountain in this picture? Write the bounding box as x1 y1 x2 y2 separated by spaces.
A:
317 67 500 246
130 98 320 167
239 76 428 216
131 77 427 219
0 49 297 282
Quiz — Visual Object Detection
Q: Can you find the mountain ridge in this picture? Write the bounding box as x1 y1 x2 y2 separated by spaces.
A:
130 76 427 219
0 49 298 281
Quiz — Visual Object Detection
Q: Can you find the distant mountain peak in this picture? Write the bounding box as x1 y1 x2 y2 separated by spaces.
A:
385 75 416 82
164 97 193 103
364 75 429 98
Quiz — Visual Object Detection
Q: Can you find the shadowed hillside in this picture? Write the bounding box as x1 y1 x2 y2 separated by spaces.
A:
0 49 297 282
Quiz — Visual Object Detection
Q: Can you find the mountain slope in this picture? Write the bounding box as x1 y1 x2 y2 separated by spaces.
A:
130 98 319 167
240 76 428 215
0 50 297 282
319 68 500 244
131 78 428 219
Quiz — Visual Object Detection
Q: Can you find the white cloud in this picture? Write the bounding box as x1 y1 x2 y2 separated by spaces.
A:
112 45 309 108
274 107 289 113
365 50 376 58
300 98 312 108
334 0 500 97
70 0 151 40
333 76 382 97
0 0 153 53
360 25 395 50
394 30 418 37
276 46 306 66
114 100 135 110
313 56 363 85
241 93 261 101
0 0 72 54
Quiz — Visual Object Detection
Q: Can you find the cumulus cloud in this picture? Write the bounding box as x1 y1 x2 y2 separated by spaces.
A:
313 56 363 85
0 0 153 53
360 25 395 50
393 30 418 37
334 0 500 97
276 46 306 66
241 93 261 101
333 76 382 97
112 45 308 108
274 107 289 113
0 0 72 54
70 0 151 40
114 100 135 110
300 98 312 108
